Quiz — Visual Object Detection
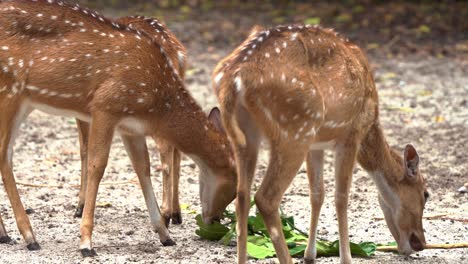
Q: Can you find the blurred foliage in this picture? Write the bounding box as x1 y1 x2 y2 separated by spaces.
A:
76 0 467 57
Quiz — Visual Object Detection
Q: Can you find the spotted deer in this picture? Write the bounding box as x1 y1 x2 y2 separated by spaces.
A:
213 25 429 263
74 15 188 227
0 0 236 256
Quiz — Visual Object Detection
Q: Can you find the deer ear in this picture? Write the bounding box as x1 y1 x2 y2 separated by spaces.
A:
404 144 419 178
208 107 225 134
249 25 264 36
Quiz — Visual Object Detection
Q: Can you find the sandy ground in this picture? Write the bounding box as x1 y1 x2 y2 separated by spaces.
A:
1 5 467 264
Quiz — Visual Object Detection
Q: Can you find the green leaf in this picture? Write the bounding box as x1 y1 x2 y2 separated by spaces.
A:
304 17 321 25
352 5 365 13
289 244 307 256
194 204 380 260
247 235 270 246
418 25 431 33
195 214 229 241
247 242 276 259
325 240 377 257
355 242 377 257
248 213 268 236
220 223 237 246
335 13 352 23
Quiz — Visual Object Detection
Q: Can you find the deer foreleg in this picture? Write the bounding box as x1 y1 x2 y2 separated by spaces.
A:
334 142 358 264
304 150 325 263
0 98 37 250
255 144 307 264
122 135 174 246
75 119 90 218
79 112 116 257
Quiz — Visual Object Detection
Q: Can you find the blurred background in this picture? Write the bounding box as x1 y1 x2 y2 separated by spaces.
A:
77 0 467 59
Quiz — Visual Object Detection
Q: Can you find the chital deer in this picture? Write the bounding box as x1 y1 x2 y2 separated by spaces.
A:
74 15 187 226
213 25 429 264
459 182 468 193
0 0 236 256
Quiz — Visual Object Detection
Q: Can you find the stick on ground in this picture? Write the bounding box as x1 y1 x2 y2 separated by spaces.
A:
377 243 468 252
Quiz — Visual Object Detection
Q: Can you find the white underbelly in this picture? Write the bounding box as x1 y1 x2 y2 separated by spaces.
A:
117 117 147 135
28 101 147 136
309 140 336 150
29 101 91 122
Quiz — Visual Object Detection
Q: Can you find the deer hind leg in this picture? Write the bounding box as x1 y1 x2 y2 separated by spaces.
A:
74 119 90 218
0 98 38 250
304 150 325 263
157 138 175 227
0 214 11 244
224 106 260 264
334 142 358 264
122 135 174 246
170 148 182 225
79 111 117 257
254 143 308 264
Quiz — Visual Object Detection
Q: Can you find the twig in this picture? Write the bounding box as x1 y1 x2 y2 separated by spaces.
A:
15 181 65 188
377 243 468 252
16 177 139 189
93 244 133 249
373 213 468 223
438 217 468 223
382 35 400 51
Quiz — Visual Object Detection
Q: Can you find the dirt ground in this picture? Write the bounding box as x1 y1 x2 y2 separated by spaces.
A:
0 1 467 264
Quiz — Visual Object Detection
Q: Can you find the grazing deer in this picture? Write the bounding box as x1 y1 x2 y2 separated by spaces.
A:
0 0 236 256
213 25 429 263
74 15 187 226
459 182 468 193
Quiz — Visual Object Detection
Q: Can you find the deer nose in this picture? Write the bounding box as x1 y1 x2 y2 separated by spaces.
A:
202 215 220 225
409 233 424 251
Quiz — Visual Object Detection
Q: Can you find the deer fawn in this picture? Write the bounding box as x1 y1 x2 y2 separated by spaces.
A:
74 15 187 227
0 0 236 256
213 25 429 263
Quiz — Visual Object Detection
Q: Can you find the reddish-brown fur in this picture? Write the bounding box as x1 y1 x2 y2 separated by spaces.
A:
0 0 236 256
213 24 428 263
74 15 187 227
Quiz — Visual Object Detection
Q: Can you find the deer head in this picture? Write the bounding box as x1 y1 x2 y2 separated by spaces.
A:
376 144 428 255
192 107 236 224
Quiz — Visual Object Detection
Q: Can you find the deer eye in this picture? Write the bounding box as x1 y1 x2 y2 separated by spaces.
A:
423 191 430 203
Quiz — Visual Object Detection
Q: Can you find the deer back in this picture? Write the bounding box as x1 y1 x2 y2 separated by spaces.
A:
213 24 379 143
0 0 194 122
116 16 186 77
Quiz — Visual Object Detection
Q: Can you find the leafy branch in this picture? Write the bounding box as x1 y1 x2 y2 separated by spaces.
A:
195 203 378 259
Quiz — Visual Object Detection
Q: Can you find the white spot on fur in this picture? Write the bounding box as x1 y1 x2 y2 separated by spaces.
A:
291 33 298 40
214 72 224 85
234 76 243 92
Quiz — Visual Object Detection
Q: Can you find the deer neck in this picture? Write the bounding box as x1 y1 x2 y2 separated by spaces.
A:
152 104 234 178
357 122 404 206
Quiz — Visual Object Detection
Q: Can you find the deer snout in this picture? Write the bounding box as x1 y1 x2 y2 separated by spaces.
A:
202 215 220 225
409 233 425 251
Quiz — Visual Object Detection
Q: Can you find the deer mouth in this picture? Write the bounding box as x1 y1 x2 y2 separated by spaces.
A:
202 215 221 225
409 233 424 251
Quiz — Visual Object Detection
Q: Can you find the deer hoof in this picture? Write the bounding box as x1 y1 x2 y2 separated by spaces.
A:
171 212 183 225
0 236 12 244
27 242 41 251
74 206 84 218
161 238 176 247
163 214 171 227
81 248 97 257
